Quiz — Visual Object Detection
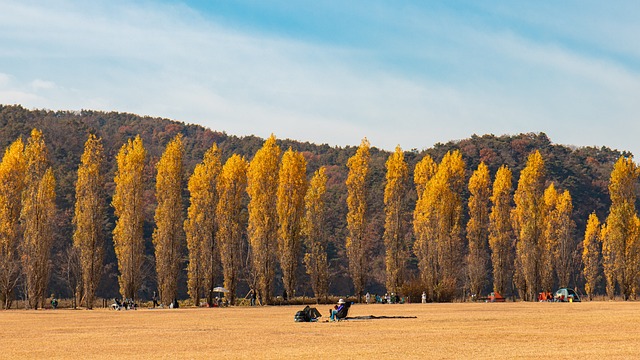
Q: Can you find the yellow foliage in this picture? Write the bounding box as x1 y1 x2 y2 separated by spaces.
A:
303 167 329 299
582 212 601 299
488 165 513 295
153 134 185 305
383 145 408 293
466 162 491 297
72 134 105 309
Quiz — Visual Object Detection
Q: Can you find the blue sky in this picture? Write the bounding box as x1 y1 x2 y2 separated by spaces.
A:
1 0 639 155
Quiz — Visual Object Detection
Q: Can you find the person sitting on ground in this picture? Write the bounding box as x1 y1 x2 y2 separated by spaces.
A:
50 296 58 310
330 299 351 321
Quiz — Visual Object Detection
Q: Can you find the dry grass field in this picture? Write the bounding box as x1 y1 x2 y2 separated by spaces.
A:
1 301 639 359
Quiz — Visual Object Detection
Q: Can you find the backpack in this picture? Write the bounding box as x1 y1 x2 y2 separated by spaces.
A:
294 310 309 322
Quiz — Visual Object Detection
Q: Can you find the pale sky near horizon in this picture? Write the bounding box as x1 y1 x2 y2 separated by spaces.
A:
1 1 639 155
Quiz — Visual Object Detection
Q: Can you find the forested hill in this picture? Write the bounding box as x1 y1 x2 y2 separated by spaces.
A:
0 104 627 299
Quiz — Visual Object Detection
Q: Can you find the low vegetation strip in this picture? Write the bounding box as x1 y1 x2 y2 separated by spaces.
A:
1 302 639 359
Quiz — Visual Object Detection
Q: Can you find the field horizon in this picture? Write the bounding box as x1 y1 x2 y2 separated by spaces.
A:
1 301 638 359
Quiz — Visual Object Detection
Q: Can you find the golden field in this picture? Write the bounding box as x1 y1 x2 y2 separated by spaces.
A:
1 301 639 359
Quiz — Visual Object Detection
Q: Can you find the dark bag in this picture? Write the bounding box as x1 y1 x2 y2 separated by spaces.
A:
294 310 309 322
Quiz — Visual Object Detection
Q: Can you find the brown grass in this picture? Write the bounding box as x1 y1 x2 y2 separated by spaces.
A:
1 301 639 359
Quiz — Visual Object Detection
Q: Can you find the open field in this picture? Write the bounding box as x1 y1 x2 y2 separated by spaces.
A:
1 301 639 359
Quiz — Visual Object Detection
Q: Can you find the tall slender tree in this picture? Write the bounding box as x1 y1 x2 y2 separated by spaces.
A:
512 150 545 301
466 162 491 297
112 135 146 300
488 165 514 296
413 154 438 299
582 213 601 300
383 146 408 294
554 190 576 288
153 134 185 305
601 156 639 300
21 129 56 309
346 138 370 300
541 183 559 292
217 154 248 305
276 148 307 301
247 135 281 304
72 134 105 309
0 139 26 309
303 167 329 301
185 144 222 306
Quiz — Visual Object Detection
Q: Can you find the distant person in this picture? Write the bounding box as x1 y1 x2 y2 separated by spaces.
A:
365 292 371 304
50 296 58 310
249 288 256 306
152 291 159 308
422 291 427 304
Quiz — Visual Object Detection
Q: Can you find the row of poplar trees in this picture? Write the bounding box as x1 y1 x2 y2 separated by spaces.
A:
1 129 637 309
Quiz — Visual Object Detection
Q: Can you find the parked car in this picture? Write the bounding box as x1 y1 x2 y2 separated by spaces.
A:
554 288 581 302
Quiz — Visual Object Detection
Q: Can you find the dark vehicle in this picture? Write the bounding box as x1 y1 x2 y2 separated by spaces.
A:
554 288 580 302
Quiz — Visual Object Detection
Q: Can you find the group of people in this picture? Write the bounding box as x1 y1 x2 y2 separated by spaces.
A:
364 292 405 304
112 298 138 310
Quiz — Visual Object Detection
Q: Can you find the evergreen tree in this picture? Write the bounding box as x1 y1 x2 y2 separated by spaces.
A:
217 154 248 305
153 134 185 305
185 144 222 306
383 146 408 294
467 162 491 297
72 134 105 309
303 167 329 301
276 148 307 301
0 139 26 309
112 135 146 300
247 135 281 304
346 138 370 300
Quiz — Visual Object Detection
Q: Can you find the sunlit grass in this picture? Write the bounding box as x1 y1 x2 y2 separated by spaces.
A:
1 301 639 359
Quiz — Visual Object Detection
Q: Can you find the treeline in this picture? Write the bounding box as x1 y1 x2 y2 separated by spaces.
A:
0 105 634 307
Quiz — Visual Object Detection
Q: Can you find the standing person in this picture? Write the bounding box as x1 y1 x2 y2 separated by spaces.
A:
249 288 256 306
152 291 159 308
421 291 427 304
365 292 371 304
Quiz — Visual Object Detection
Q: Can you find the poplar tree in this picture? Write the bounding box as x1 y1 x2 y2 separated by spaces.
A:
217 154 248 305
554 190 576 288
153 134 185 305
414 151 465 301
582 213 601 300
303 167 329 300
21 129 56 309
276 148 307 301
72 134 105 309
601 156 639 300
383 146 408 294
413 154 437 299
466 162 491 297
0 139 26 309
185 144 221 306
512 150 545 301
247 135 281 304
346 138 370 299
112 135 146 300
540 183 558 292
488 165 514 296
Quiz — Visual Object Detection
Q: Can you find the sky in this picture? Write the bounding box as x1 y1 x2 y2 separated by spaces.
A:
1 0 639 155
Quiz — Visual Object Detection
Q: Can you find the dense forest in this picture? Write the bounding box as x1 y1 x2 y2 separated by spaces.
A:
0 104 631 306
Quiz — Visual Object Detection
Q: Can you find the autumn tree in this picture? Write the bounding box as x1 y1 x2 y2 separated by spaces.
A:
247 135 281 304
383 146 408 293
112 135 146 300
601 156 639 300
582 213 601 300
346 138 370 300
72 134 105 309
512 150 545 301
488 165 514 296
185 144 222 306
413 154 437 299
540 183 559 292
276 148 307 301
414 151 465 301
217 154 248 305
553 190 576 288
303 167 329 300
0 139 25 309
466 162 491 297
153 134 185 305
21 129 56 309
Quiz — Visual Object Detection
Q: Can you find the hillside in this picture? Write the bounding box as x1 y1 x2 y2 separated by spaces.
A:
0 104 627 300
